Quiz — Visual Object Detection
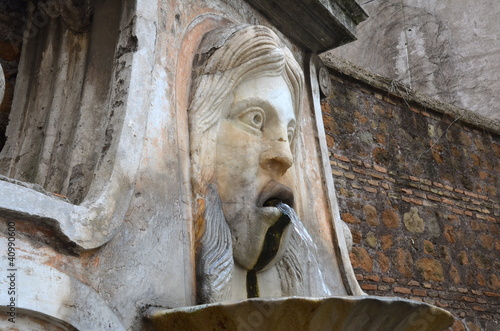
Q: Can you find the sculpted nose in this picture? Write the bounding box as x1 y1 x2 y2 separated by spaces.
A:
259 139 293 176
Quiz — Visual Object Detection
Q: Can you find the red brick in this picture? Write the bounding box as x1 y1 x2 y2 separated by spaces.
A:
427 194 441 202
472 305 486 312
342 213 361 224
401 188 413 194
345 172 355 180
368 171 384 179
382 277 395 283
412 289 427 296
333 153 350 162
373 164 387 173
332 170 344 177
407 280 420 286
442 197 454 205
337 163 350 170
461 296 476 302
465 191 479 198
421 179 432 186
353 167 366 174
364 186 377 193
394 286 412 294
434 301 449 308
361 284 377 291
365 275 381 282
409 176 419 181
409 106 420 114
355 274 364 281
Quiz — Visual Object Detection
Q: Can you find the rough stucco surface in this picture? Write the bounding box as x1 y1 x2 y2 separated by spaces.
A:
327 0 500 121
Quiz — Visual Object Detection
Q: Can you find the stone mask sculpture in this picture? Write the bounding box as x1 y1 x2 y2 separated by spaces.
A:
189 25 331 303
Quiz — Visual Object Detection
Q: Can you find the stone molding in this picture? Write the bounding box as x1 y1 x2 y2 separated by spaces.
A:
320 53 500 135
245 0 367 52
0 1 145 251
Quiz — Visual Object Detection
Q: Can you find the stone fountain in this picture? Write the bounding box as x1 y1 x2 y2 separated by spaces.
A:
0 2 454 330
143 24 453 331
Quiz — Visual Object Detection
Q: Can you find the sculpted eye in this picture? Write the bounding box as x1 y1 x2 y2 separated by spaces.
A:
238 108 266 131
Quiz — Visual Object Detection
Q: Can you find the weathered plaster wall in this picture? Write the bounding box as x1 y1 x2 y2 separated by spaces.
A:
323 61 500 330
327 0 500 121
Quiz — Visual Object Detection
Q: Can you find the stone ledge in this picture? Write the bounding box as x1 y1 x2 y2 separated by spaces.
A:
320 53 500 135
246 0 367 52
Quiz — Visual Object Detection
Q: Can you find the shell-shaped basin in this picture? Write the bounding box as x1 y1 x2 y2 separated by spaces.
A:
145 295 454 331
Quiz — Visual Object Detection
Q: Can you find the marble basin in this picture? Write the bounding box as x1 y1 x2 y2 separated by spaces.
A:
145 296 454 331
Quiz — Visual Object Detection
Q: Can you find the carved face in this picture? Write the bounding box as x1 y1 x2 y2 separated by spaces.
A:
215 75 296 270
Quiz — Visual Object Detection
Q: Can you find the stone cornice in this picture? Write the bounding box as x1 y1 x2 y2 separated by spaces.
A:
321 53 500 135
245 0 367 52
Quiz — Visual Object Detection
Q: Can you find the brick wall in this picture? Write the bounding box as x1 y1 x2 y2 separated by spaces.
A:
323 67 500 330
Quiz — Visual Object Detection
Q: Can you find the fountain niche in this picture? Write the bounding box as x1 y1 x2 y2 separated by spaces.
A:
145 24 453 330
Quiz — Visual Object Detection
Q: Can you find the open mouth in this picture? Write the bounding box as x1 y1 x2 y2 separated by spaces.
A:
258 180 294 209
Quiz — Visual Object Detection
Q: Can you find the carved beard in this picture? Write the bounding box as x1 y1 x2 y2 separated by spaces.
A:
196 184 308 304
196 184 234 304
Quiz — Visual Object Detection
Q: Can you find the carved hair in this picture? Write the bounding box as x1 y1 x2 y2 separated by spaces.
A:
188 24 305 303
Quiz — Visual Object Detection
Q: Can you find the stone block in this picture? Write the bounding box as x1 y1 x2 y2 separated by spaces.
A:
417 258 444 282
382 209 400 229
403 207 425 233
350 247 373 272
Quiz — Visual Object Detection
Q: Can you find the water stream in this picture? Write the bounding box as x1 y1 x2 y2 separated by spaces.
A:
275 202 332 296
